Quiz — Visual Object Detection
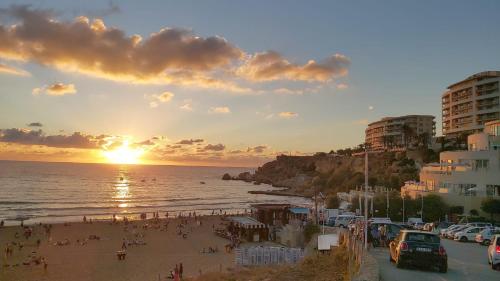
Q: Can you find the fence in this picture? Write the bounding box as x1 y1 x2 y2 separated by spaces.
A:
338 227 365 280
234 246 305 266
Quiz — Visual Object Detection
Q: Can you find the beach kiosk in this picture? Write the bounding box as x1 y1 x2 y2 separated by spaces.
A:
228 216 268 242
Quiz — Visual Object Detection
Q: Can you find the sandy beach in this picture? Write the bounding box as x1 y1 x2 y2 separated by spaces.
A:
0 215 234 281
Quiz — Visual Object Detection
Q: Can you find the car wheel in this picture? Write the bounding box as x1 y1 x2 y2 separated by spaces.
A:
459 236 467 242
483 239 490 246
439 263 448 273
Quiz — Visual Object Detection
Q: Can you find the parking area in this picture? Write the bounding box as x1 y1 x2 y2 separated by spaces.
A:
372 238 500 281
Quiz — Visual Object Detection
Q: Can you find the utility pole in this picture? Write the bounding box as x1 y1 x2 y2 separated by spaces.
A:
314 186 318 225
364 145 369 250
386 187 390 218
420 193 424 220
402 195 405 224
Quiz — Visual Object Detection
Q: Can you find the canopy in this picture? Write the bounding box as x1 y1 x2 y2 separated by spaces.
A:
289 207 309 215
229 216 266 228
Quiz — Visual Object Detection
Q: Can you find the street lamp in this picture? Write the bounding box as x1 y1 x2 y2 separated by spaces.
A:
364 144 369 250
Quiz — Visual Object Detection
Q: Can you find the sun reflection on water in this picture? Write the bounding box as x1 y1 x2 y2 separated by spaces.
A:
114 172 130 212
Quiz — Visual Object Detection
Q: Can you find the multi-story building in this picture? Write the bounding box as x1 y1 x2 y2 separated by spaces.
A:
401 120 500 216
442 71 500 139
365 115 436 150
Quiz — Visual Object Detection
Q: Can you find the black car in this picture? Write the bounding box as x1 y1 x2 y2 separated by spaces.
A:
389 230 448 273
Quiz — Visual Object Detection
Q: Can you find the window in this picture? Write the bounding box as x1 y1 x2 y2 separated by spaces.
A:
486 185 500 197
405 233 440 243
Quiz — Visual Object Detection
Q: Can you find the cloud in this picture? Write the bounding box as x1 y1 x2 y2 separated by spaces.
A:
0 6 351 94
238 51 350 82
177 138 204 145
247 145 267 153
368 105 374 110
179 99 193 111
0 5 243 87
0 128 103 149
209 106 231 114
0 62 30 76
32 83 77 96
336 83 348 89
27 122 43 127
278 111 298 118
201 143 225 151
148 91 174 108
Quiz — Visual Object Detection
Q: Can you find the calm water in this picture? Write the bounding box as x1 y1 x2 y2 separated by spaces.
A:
0 161 310 225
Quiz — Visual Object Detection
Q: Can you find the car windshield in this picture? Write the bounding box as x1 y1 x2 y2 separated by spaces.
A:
406 233 440 243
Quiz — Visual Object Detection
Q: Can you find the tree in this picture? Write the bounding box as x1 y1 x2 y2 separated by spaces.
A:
481 198 500 221
326 195 340 209
449 205 464 215
422 194 449 222
469 209 479 216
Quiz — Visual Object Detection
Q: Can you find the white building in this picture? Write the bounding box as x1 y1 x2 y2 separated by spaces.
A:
442 71 500 139
402 120 500 215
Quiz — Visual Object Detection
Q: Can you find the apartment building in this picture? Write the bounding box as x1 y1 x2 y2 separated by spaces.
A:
365 115 436 150
401 120 500 215
442 71 500 139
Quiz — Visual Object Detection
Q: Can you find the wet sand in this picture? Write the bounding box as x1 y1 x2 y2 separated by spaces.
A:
0 216 234 281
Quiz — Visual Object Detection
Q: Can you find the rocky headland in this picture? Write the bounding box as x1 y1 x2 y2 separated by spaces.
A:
223 150 427 198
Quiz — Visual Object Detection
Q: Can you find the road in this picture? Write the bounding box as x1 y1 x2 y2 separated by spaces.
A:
371 238 500 281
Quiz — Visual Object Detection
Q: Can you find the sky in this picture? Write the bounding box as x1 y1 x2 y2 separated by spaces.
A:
0 0 499 166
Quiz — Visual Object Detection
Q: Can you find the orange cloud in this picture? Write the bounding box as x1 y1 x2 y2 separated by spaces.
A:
238 51 350 82
0 6 351 93
32 83 76 96
209 106 231 114
278 111 298 118
0 5 242 86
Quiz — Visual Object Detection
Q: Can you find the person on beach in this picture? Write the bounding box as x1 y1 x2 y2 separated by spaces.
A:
179 263 183 278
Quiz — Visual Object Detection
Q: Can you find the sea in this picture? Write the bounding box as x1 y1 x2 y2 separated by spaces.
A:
0 161 311 226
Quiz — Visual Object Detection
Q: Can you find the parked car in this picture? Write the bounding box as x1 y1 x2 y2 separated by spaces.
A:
476 228 500 246
446 225 470 239
436 222 453 230
440 224 460 237
369 217 392 224
389 230 447 272
335 214 356 228
326 216 336 227
467 222 492 228
454 226 485 242
487 234 500 270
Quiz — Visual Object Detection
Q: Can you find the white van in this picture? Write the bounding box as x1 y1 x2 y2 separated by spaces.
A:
335 214 356 228
368 217 392 224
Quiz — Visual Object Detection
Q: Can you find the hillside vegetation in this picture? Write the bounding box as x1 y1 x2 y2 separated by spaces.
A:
237 149 438 198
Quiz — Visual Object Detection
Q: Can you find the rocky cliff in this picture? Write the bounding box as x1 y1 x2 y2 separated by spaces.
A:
225 151 421 198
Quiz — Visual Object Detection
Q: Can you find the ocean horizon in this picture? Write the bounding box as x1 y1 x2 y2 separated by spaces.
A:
0 161 310 226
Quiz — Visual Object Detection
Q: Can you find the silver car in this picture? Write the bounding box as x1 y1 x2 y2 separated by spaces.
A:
487 234 500 270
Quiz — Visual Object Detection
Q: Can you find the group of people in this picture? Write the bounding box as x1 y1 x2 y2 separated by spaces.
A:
368 224 389 247
167 263 183 280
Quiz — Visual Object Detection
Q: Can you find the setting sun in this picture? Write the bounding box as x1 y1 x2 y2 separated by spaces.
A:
102 141 144 164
